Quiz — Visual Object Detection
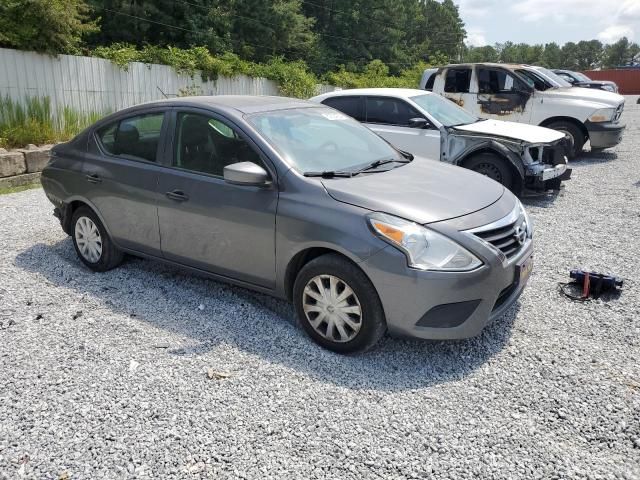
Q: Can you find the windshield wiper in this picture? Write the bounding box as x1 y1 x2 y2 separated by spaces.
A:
353 157 412 174
304 170 354 178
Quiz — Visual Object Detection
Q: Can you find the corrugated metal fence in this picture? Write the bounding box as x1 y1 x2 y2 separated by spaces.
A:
583 69 640 95
0 48 337 116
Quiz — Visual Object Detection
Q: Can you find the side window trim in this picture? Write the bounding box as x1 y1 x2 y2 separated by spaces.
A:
93 108 169 165
166 107 277 183
364 96 423 127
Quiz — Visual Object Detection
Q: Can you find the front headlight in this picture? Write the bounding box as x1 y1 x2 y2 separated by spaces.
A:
588 108 615 123
367 212 482 271
518 200 533 239
602 85 615 92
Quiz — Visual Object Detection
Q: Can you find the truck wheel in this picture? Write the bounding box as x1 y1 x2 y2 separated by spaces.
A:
546 121 585 159
464 153 514 191
293 254 386 354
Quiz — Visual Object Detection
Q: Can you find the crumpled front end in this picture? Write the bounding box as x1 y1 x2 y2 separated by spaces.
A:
521 136 572 190
447 128 571 193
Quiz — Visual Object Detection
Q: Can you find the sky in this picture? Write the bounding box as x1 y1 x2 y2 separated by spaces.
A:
457 0 640 47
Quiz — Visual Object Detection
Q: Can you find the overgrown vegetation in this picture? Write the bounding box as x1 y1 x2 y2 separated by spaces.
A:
463 38 640 70
0 0 97 54
0 96 105 149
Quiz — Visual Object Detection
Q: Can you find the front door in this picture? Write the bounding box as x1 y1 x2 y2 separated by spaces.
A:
363 96 441 159
157 109 277 288
474 66 533 123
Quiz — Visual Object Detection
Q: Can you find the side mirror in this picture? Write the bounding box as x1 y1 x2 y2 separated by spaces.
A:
224 162 269 186
408 117 431 129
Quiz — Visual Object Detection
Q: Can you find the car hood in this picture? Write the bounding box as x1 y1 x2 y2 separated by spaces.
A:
543 87 624 107
321 157 505 224
453 119 565 144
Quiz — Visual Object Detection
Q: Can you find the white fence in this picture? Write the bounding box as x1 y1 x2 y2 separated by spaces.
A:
0 48 336 116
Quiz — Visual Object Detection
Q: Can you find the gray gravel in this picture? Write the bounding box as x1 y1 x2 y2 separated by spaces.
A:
1 98 639 480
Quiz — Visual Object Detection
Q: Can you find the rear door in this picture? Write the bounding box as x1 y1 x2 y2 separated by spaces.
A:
156 108 277 288
441 67 476 112
82 109 168 256
363 96 440 158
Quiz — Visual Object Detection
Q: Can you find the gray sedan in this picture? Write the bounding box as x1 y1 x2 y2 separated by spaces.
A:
41 96 533 353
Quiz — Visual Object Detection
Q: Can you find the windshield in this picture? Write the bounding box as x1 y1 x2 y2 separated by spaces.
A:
532 67 572 87
410 94 478 127
248 107 402 173
573 72 592 82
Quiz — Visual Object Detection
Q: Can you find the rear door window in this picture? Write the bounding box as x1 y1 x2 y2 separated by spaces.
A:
365 97 422 126
321 96 364 121
444 68 471 93
97 112 165 162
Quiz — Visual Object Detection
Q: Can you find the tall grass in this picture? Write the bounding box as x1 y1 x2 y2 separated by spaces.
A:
0 96 108 149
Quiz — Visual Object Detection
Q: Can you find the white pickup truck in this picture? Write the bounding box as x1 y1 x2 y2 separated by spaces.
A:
420 63 626 158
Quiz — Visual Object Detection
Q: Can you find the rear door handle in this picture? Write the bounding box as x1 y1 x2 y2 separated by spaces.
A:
165 190 189 202
86 174 101 184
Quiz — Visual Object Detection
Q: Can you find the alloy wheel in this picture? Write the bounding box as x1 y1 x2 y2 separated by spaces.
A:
302 274 362 343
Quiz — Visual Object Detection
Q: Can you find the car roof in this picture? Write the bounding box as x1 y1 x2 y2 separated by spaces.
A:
315 88 430 99
112 95 318 116
438 62 533 70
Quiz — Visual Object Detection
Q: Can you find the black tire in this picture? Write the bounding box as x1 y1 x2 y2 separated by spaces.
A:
545 177 562 190
293 253 386 354
71 206 123 272
464 153 514 191
546 121 585 159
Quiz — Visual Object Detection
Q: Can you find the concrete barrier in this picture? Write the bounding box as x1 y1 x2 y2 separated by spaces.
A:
0 145 51 189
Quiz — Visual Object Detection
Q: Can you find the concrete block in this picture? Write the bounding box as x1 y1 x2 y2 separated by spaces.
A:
21 147 51 173
0 172 41 189
0 151 26 177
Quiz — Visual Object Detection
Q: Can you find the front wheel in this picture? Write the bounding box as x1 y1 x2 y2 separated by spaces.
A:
464 153 514 191
293 254 386 354
71 206 123 272
546 121 585 159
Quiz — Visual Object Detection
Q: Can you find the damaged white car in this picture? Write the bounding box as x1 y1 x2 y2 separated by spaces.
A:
310 88 570 195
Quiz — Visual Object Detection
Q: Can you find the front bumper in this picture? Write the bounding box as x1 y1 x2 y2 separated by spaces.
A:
360 231 533 340
586 121 625 149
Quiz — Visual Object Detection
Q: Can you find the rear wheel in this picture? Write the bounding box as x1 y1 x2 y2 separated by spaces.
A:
464 153 514 191
546 121 585 159
71 206 123 272
293 254 386 354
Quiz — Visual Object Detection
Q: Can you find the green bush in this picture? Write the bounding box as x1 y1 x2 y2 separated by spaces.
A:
0 95 106 148
93 44 319 98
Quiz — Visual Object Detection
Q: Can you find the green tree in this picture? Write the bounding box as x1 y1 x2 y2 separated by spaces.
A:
541 42 562 68
602 37 640 68
0 0 97 54
463 45 499 63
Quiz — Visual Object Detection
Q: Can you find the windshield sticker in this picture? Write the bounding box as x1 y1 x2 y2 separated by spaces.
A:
322 112 348 121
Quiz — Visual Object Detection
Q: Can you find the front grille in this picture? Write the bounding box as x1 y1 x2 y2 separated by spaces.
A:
614 103 624 122
472 211 528 261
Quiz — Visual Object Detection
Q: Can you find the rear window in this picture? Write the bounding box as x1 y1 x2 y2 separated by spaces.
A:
322 96 364 121
424 73 436 91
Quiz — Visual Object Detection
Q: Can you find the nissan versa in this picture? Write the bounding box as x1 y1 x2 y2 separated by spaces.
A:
41 96 533 353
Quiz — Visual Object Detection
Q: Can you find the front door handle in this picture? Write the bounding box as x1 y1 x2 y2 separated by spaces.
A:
86 174 101 184
165 190 189 202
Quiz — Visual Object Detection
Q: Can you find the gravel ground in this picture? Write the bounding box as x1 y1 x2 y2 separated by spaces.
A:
1 98 639 480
